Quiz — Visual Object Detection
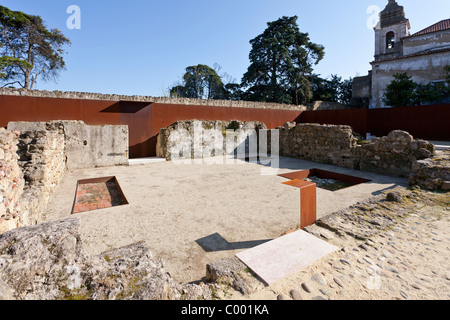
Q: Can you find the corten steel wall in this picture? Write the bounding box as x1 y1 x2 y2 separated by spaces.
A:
0 95 153 158
294 108 368 137
0 95 303 158
294 104 450 141
2 94 447 158
367 104 450 140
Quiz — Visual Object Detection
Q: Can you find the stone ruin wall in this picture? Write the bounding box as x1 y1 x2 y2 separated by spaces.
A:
0 121 129 234
279 123 358 169
0 125 67 233
8 121 129 171
16 129 66 227
355 131 435 178
0 87 304 110
306 101 350 111
0 129 26 234
157 120 443 186
156 120 268 161
409 149 450 191
1 118 446 235
278 123 436 178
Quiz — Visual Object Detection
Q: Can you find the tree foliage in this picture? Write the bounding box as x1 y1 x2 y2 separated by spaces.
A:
168 16 359 106
241 16 324 105
0 5 71 89
169 64 244 100
382 73 418 107
311 74 353 104
224 83 243 101
0 55 31 79
445 65 450 86
383 70 449 107
0 43 31 79
169 64 228 100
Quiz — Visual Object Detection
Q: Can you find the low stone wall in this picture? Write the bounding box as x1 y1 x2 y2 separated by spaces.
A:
158 121 436 179
278 123 435 178
156 120 267 161
1 88 361 111
279 123 357 169
0 129 26 234
0 87 306 111
408 150 450 191
8 121 129 170
356 131 435 178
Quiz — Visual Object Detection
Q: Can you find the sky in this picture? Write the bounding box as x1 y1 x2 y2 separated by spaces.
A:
2 0 450 97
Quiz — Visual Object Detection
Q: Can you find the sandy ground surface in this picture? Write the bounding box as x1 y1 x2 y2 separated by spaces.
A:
42 156 407 285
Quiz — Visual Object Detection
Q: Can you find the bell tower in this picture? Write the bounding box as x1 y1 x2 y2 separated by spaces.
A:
374 0 410 61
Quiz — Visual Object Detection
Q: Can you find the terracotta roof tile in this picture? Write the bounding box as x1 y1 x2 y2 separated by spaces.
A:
411 19 450 36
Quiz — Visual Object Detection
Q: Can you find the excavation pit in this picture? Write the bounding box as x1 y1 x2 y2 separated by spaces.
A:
279 168 372 191
72 176 129 214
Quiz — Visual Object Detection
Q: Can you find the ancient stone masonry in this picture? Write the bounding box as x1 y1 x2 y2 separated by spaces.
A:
15 129 66 226
356 130 435 178
8 121 129 170
305 101 349 111
0 121 130 234
0 125 66 233
156 120 268 161
0 129 26 234
409 149 450 191
158 121 437 180
278 124 435 178
278 123 359 169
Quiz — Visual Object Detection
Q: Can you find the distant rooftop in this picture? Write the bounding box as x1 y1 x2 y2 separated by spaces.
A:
411 19 450 36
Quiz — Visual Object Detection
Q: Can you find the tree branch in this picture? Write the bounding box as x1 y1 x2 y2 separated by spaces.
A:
30 67 48 90
1 28 18 59
1 80 24 88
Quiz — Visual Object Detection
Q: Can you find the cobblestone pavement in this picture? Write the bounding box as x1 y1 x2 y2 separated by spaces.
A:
215 188 449 300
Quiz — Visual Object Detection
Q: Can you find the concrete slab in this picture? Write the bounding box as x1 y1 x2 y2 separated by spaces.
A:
236 229 339 286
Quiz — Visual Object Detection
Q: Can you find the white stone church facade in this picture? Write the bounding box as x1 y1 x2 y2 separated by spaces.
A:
352 0 450 108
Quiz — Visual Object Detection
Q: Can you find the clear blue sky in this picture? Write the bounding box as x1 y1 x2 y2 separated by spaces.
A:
2 0 449 96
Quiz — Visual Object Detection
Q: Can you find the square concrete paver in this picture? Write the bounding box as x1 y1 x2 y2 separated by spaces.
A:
236 229 339 285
